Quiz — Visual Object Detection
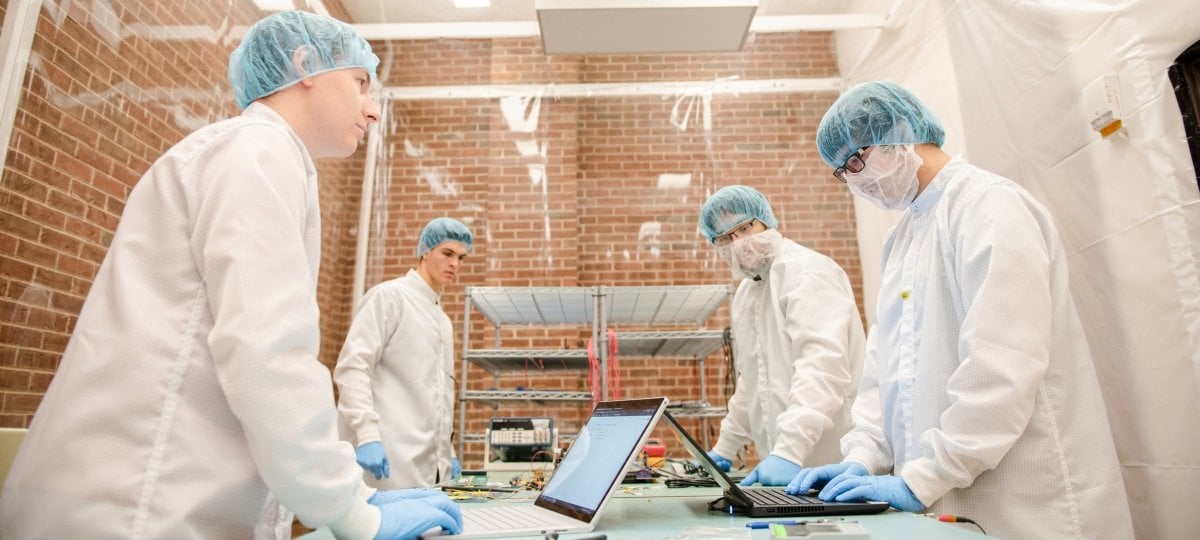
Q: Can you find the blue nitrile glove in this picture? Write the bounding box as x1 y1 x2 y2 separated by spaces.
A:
356 442 390 480
374 498 463 540
706 450 733 472
739 454 802 486
786 462 868 495
819 474 924 513
451 457 462 479
369 488 448 506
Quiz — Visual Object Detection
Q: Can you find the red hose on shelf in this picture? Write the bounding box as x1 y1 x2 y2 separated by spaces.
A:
587 329 621 407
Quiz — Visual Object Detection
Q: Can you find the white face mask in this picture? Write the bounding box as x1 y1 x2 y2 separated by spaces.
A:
845 144 923 211
716 229 782 279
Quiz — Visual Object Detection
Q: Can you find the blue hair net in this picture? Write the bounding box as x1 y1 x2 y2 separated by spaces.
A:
417 218 474 257
229 11 380 110
816 81 945 169
698 185 779 242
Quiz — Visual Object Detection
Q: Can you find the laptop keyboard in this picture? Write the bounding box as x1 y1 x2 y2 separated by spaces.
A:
745 489 823 505
463 506 559 530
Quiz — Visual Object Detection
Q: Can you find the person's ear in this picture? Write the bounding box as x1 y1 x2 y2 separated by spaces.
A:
291 46 317 88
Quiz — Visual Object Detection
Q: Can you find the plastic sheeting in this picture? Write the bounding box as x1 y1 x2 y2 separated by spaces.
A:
840 1 1200 538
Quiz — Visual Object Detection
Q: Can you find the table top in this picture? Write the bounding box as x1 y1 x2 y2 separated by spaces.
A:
300 483 987 539
524 484 986 539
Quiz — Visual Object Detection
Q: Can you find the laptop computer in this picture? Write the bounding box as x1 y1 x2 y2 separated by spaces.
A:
439 397 669 539
661 410 890 518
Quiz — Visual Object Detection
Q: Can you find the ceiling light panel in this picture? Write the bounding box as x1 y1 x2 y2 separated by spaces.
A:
535 0 759 55
452 0 492 8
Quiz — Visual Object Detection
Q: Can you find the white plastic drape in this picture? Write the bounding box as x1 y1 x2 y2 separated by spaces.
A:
841 1 1200 538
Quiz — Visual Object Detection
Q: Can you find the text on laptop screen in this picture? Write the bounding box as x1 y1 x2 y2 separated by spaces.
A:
538 405 657 513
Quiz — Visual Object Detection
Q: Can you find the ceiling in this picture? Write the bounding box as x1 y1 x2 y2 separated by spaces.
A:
340 0 847 25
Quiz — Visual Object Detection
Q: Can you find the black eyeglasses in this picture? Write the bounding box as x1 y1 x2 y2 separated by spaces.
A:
833 149 868 183
712 219 759 247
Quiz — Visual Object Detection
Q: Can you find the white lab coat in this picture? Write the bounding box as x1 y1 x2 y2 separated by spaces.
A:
712 238 866 467
0 103 378 540
842 157 1134 539
334 270 456 489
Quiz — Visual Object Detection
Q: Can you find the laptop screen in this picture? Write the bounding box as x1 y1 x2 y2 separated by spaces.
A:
661 411 891 518
660 410 753 506
534 398 666 522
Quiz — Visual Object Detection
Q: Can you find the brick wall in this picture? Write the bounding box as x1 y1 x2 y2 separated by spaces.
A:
1 0 241 425
0 0 362 426
363 33 861 467
0 2 861 473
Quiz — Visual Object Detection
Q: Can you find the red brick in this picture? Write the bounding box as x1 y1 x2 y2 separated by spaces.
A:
3 392 42 413
0 368 32 391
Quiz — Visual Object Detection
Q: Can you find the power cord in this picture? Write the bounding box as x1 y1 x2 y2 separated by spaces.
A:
665 477 720 488
922 514 987 535
707 495 747 515
658 459 718 488
662 458 708 476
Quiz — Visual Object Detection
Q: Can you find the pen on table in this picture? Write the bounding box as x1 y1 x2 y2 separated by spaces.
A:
745 520 801 529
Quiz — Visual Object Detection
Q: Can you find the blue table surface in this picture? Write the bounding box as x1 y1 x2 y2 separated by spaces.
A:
301 482 987 539
532 484 985 539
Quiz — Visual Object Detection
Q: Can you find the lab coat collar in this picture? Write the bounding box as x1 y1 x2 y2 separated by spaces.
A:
752 261 772 282
405 269 443 305
910 155 966 215
242 102 316 176
243 101 288 127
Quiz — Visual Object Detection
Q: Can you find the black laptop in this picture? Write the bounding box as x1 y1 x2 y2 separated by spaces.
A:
662 411 890 518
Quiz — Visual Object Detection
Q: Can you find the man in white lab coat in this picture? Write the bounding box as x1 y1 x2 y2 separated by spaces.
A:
335 218 472 489
0 11 462 540
786 81 1134 539
698 185 867 486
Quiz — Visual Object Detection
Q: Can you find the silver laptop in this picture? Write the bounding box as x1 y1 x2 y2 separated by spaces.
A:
439 397 669 539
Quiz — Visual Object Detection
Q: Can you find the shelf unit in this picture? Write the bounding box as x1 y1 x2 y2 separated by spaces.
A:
457 286 599 460
600 286 732 448
456 285 732 459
